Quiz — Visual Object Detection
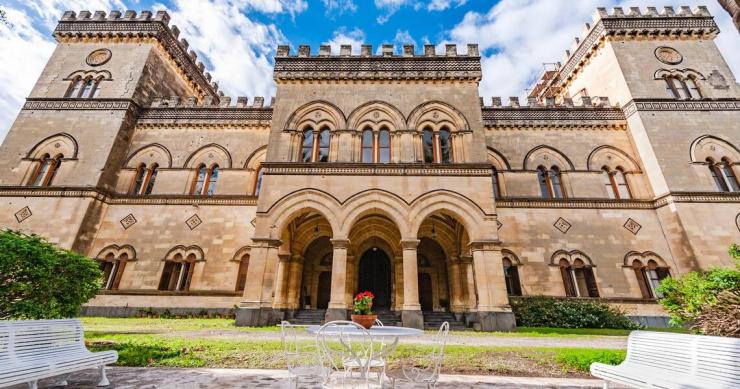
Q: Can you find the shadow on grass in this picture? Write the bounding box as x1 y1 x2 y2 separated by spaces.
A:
87 340 203 367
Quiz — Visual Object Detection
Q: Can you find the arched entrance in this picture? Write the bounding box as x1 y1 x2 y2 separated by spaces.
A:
358 248 392 310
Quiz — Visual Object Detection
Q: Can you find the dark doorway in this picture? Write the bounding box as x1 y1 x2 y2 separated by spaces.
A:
317 271 331 309
358 248 392 310
418 273 433 311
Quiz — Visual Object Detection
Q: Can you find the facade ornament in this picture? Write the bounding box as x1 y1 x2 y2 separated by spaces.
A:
654 46 683 65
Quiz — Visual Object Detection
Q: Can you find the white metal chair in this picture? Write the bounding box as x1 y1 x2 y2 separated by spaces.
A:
316 320 379 388
280 321 329 388
345 319 386 383
386 321 449 389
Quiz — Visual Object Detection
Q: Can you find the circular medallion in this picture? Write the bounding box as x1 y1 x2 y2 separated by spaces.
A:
86 49 112 66
654 47 682 65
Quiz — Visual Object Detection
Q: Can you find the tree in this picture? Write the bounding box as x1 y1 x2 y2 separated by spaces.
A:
0 230 101 319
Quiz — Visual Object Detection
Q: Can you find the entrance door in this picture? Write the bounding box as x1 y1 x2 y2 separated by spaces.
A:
358 248 391 310
317 271 331 309
418 273 433 311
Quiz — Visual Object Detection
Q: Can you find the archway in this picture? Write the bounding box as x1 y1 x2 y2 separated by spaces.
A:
358 248 392 310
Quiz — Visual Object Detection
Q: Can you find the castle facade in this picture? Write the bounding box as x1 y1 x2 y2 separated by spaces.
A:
1 6 738 330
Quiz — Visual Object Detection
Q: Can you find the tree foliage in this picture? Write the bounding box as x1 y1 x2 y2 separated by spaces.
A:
0 230 101 319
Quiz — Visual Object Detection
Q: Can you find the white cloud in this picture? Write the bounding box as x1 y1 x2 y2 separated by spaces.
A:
427 0 466 12
322 0 357 16
244 0 308 16
447 0 740 99
323 27 365 54
374 0 409 24
393 29 416 47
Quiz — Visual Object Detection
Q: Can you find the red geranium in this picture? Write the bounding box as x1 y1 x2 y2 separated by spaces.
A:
353 290 374 315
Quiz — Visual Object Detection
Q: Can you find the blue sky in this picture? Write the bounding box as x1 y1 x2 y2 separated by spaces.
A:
1 0 738 140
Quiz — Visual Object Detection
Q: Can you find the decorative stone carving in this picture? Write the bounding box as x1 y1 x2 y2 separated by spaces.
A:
120 213 137 229
654 46 683 65
623 218 642 235
707 70 730 90
86 48 112 66
186 214 202 230
553 217 572 233
496 220 503 230
14 206 32 223
736 213 740 232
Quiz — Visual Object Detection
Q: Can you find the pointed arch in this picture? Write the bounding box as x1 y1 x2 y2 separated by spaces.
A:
346 100 406 131
690 135 740 163
184 143 232 168
409 190 490 241
623 251 668 268
124 143 173 168
95 244 137 261
284 100 347 131
487 147 511 170
26 133 78 160
523 145 575 171
164 245 206 262
501 249 522 265
407 100 470 132
653 68 705 80
550 249 594 266
339 189 411 238
261 188 341 238
244 145 268 170
231 246 251 262
587 145 641 172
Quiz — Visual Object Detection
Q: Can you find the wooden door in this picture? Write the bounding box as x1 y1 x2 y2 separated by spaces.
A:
317 271 331 309
418 273 433 312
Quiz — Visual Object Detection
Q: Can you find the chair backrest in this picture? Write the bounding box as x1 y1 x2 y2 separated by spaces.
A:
625 331 740 387
316 320 374 374
374 319 384 327
280 321 320 371
7 319 85 362
428 321 450 378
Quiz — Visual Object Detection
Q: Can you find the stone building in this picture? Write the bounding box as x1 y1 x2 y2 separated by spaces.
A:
0 6 737 330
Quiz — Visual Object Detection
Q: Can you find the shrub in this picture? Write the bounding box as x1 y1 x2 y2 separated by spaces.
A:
692 290 740 337
0 230 101 319
554 349 626 371
510 296 639 329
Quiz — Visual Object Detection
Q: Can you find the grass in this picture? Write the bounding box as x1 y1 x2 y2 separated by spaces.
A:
84 331 626 377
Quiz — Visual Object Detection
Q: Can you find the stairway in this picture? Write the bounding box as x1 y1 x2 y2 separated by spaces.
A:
423 311 468 331
290 309 325 325
374 310 402 326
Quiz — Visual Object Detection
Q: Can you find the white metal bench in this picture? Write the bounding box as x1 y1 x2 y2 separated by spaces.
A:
590 330 740 389
0 319 118 389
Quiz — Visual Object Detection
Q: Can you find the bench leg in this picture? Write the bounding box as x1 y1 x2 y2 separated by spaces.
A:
54 379 69 386
97 365 110 387
602 381 610 389
27 381 38 389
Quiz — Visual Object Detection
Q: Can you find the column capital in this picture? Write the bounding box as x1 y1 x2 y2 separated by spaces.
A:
291 253 302 262
278 253 291 262
400 239 420 250
468 240 501 252
460 255 474 264
251 237 282 248
446 255 460 265
330 238 350 249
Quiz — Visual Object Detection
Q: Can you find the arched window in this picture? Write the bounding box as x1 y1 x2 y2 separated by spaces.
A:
158 253 195 292
130 163 158 195
317 128 330 162
559 258 598 297
422 128 434 163
492 167 501 198
632 260 670 299
80 78 96 98
253 166 264 196
361 129 373 163
98 252 128 291
664 76 701 100
686 77 702 99
378 128 390 163
29 153 62 187
707 157 739 192
537 165 566 199
502 258 522 296
301 128 314 162
65 78 84 98
602 166 631 199
191 164 218 196
439 128 452 163
236 254 250 292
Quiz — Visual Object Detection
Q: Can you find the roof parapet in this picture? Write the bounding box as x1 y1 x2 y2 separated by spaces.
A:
482 95 614 109
592 5 711 22
149 95 275 109
55 10 220 100
274 43 479 58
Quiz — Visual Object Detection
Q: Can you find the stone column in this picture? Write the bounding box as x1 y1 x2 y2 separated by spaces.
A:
325 238 349 322
272 253 291 310
401 239 423 329
469 241 516 331
236 238 282 326
287 254 303 310
460 255 477 311
447 255 464 313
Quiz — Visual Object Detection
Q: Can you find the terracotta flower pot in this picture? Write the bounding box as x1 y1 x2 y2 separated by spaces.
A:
351 314 377 329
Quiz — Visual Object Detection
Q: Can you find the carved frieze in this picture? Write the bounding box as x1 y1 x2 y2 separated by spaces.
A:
623 99 740 117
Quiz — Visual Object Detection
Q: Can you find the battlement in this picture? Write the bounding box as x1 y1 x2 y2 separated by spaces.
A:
592 5 711 19
481 95 626 127
273 44 481 82
482 95 615 109
148 96 273 109
55 10 220 100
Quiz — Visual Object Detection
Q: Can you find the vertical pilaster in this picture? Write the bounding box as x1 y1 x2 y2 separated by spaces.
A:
236 238 282 326
272 253 290 309
401 239 423 329
469 241 516 331
460 255 477 312
447 256 464 313
286 254 303 309
325 238 349 322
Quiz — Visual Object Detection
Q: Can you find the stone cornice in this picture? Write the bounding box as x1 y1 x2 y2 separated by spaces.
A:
274 56 482 82
53 10 218 100
0 186 257 206
23 98 140 115
622 98 740 117
137 107 273 128
262 162 492 176
482 107 625 128
496 192 740 210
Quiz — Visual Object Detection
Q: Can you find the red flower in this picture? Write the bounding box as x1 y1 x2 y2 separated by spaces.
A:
364 291 374 299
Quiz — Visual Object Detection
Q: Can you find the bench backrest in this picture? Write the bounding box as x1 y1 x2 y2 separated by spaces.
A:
625 330 740 386
0 319 85 363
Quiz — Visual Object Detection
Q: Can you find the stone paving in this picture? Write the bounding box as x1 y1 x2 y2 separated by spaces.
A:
15 367 625 389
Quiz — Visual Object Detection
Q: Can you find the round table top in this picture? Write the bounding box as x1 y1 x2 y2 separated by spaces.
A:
305 325 423 337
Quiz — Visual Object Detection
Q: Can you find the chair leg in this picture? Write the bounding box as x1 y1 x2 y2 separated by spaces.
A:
602 382 610 389
27 381 38 389
97 365 110 386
